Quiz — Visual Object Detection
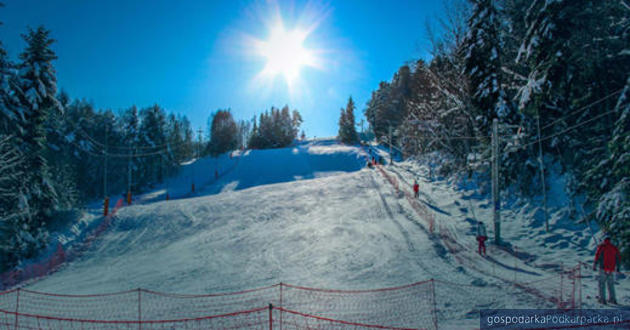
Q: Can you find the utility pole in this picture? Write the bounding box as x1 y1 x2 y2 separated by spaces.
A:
127 136 133 205
192 127 202 193
103 126 109 217
492 118 501 244
536 112 549 231
197 128 203 159
388 125 393 165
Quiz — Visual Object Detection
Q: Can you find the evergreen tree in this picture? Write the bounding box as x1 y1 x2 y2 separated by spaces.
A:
14 26 61 257
463 0 508 132
46 90 79 209
121 106 140 192
247 106 302 149
180 116 194 160
0 40 22 134
337 107 346 142
139 105 167 185
0 135 28 269
338 97 358 144
588 77 630 265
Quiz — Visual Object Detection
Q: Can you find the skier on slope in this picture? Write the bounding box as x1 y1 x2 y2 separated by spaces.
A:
476 221 487 256
413 180 420 199
593 237 621 304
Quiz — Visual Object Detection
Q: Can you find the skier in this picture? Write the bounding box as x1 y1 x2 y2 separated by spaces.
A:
476 221 487 256
593 237 621 304
413 180 420 198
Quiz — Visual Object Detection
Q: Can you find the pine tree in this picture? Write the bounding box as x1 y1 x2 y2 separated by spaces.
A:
463 0 508 132
247 107 302 149
338 97 358 144
14 26 61 257
0 41 22 134
588 77 630 266
0 135 28 269
121 106 140 192
139 105 167 185
181 116 194 159
337 107 346 142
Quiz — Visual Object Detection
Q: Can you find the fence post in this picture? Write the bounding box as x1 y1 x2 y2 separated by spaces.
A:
138 288 142 330
560 262 564 308
14 288 20 330
571 265 576 309
492 118 501 244
578 263 582 309
279 283 283 330
431 279 438 330
269 303 273 330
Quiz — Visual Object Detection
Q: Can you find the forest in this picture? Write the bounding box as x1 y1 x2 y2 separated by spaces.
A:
0 26 303 270
362 0 629 263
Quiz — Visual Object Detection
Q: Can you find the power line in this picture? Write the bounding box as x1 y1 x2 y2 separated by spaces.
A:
520 108 617 151
540 89 623 131
471 109 617 164
75 126 190 151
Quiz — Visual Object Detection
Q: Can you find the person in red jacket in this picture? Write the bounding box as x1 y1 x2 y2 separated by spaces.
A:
593 237 621 304
476 221 488 256
413 180 420 198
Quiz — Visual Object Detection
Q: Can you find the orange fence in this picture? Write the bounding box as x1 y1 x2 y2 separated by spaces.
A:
373 162 582 310
0 281 437 329
0 199 124 291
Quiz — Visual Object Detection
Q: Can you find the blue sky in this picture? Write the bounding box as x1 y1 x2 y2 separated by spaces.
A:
0 0 444 137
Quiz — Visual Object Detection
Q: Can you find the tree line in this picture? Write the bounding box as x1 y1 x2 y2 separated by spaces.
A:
0 26 201 269
363 0 629 263
0 23 304 270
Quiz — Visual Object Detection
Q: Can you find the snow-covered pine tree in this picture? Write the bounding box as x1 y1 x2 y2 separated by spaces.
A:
463 0 508 132
14 26 62 256
365 81 392 141
0 41 23 134
45 90 79 209
338 97 358 144
0 135 29 269
514 0 628 197
587 78 630 266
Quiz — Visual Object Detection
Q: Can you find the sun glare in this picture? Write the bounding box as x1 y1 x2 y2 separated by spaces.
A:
257 25 315 84
241 2 330 94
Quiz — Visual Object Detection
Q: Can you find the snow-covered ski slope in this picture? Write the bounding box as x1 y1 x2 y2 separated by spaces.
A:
22 139 629 328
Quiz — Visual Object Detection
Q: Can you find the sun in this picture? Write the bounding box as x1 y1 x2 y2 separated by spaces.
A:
253 21 319 86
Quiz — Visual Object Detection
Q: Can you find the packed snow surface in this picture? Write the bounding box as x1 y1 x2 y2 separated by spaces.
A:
24 139 629 327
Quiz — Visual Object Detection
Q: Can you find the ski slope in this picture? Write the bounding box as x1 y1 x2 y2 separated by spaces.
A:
21 139 629 328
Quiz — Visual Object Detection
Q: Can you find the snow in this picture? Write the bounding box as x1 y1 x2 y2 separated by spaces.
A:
17 139 630 328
